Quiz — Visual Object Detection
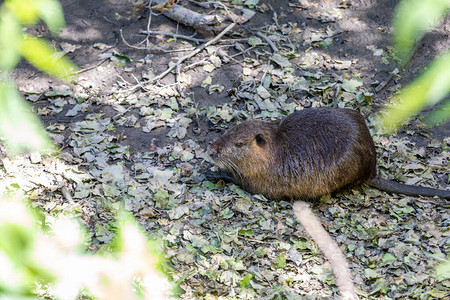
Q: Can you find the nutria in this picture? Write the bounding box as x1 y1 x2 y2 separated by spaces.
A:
207 107 449 300
208 108 450 200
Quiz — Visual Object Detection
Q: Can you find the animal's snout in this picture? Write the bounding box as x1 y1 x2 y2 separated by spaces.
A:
207 143 219 160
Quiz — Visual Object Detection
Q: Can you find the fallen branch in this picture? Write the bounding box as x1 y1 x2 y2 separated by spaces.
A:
151 0 219 32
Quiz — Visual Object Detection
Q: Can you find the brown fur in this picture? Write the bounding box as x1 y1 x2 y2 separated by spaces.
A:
208 107 377 200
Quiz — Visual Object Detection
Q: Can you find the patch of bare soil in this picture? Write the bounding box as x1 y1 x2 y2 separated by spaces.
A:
5 0 449 298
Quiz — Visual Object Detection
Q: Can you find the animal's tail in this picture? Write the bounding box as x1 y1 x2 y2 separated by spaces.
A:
369 177 450 200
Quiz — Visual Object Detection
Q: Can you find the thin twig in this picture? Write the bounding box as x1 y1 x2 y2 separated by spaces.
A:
141 22 236 86
256 32 278 52
138 30 206 43
120 29 148 50
74 34 119 75
229 46 256 59
143 0 154 47
147 0 153 32
130 73 146 91
175 64 185 97
272 10 280 28
117 74 133 86
74 57 110 75
220 38 248 43
183 58 208 70
121 28 195 53
213 2 236 23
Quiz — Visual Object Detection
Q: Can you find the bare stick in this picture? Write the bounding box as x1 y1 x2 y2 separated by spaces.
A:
183 58 208 71
213 1 236 23
147 0 154 32
120 28 149 50
256 32 278 52
229 46 256 59
151 0 218 32
121 28 195 53
74 57 110 75
138 30 206 43
143 22 236 85
293 201 359 300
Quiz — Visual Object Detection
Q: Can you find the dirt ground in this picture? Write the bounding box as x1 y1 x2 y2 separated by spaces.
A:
7 0 450 299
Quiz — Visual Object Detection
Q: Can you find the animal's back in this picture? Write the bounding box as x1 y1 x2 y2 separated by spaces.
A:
267 108 377 199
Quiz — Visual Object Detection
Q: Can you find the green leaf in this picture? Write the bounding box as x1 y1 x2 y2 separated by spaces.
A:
364 268 380 279
95 224 115 243
245 0 259 8
341 77 363 93
435 260 450 281
275 253 286 268
20 35 77 80
427 98 450 125
393 0 449 60
392 205 414 216
0 223 33 264
381 253 397 263
153 189 171 209
270 53 292 68
36 0 65 33
380 52 450 130
4 0 40 24
218 207 234 220
168 205 190 220
113 52 131 63
240 274 252 289
238 229 253 236
203 181 215 190
247 36 263 47
427 288 447 298
0 9 22 70
370 279 389 295
0 80 54 153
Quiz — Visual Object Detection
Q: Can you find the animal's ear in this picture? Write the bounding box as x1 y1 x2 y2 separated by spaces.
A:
255 133 266 146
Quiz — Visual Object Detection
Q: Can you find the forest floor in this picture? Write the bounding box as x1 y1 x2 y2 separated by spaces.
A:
4 0 450 299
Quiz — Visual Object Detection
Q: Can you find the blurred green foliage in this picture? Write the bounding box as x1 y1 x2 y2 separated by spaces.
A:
0 1 172 299
0 0 76 153
0 79 55 152
393 0 449 61
380 0 450 130
435 260 450 281
0 198 172 299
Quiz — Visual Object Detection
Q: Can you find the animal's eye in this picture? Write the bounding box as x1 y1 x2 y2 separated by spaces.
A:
235 142 244 148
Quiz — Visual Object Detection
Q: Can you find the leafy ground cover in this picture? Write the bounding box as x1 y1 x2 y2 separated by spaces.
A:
4 0 449 298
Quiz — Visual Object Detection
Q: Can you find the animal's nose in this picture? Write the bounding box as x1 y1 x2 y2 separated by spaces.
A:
207 144 218 158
